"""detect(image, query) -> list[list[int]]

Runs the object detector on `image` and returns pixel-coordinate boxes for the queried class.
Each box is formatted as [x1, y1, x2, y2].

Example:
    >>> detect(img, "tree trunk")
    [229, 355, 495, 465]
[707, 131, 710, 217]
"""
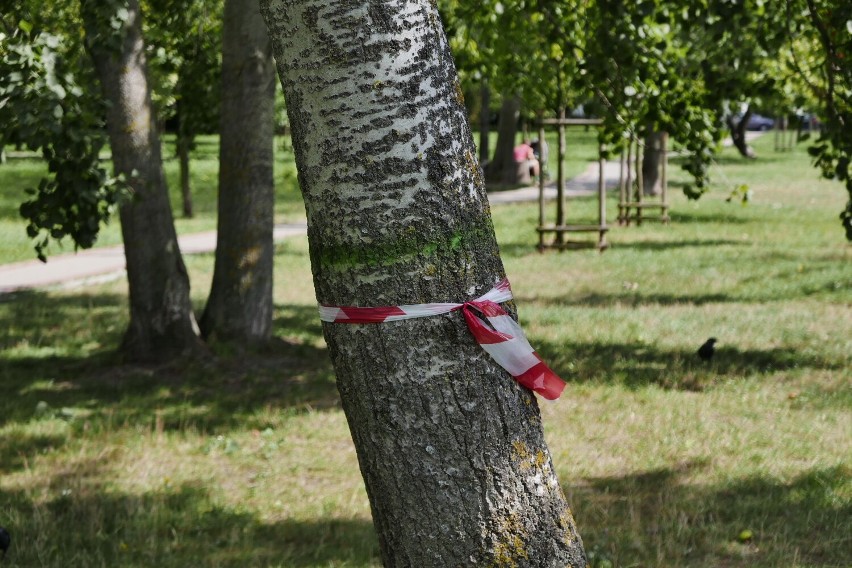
[261, 1, 587, 566]
[199, 0, 276, 345]
[486, 95, 521, 185]
[177, 131, 194, 218]
[81, 0, 203, 362]
[642, 129, 665, 196]
[727, 106, 757, 159]
[556, 107, 566, 245]
[479, 79, 490, 164]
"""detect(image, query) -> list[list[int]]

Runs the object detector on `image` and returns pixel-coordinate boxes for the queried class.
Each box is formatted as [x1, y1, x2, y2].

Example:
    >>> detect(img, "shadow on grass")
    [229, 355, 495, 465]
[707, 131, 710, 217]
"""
[0, 292, 337, 435]
[0, 478, 379, 567]
[496, 234, 746, 259]
[552, 291, 735, 307]
[569, 464, 851, 567]
[670, 152, 789, 168]
[667, 210, 752, 225]
[1, 455, 846, 567]
[535, 338, 844, 392]
[516, 258, 850, 305]
[0, 431, 68, 475]
[609, 238, 746, 252]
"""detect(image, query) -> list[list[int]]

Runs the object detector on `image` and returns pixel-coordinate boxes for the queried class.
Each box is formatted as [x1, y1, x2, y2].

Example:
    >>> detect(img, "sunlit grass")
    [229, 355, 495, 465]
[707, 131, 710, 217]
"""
[1, 134, 850, 567]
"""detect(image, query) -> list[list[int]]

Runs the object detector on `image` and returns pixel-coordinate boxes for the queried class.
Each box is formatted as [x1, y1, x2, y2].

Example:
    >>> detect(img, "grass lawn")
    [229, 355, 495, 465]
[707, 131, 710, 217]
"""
[1, 134, 850, 567]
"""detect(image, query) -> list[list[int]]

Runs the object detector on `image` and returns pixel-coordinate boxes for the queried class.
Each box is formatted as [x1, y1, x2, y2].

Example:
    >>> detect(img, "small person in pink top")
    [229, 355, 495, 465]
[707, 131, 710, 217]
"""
[513, 139, 540, 180]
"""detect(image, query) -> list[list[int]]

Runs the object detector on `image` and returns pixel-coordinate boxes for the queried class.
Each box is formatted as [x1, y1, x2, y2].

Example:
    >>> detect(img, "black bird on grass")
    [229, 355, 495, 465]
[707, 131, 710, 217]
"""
[697, 337, 717, 361]
[0, 526, 10, 559]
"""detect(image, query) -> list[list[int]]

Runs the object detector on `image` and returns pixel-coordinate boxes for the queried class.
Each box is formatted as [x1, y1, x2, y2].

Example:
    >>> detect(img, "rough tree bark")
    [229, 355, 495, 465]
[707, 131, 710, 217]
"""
[199, 0, 276, 344]
[81, 0, 203, 362]
[260, 1, 587, 565]
[642, 129, 665, 196]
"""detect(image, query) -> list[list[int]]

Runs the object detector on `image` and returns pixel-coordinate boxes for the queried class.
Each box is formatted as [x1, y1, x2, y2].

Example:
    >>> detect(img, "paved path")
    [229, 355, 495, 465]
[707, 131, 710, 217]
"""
[0, 223, 307, 295]
[487, 160, 624, 204]
[1, 133, 762, 295]
[1, 164, 624, 295]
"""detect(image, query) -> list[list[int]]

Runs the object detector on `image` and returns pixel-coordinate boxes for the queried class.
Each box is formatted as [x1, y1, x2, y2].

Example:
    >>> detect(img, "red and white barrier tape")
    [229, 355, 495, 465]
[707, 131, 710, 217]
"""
[319, 279, 566, 400]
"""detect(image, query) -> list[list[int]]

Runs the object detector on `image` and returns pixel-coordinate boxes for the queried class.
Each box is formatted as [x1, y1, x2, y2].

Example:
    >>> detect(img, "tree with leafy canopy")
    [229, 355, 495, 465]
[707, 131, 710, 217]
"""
[441, 0, 587, 185]
[682, 0, 792, 160]
[445, 0, 722, 197]
[0, 4, 126, 261]
[3, 0, 282, 353]
[80, 0, 204, 361]
[787, 0, 852, 239]
[577, 0, 743, 199]
[261, 0, 587, 564]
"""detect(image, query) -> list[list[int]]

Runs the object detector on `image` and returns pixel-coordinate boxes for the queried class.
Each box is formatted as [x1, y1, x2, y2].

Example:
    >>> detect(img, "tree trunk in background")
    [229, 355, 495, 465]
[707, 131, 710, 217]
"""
[199, 0, 276, 344]
[479, 79, 490, 164]
[642, 129, 665, 196]
[177, 128, 194, 217]
[176, 101, 193, 218]
[261, 1, 587, 566]
[486, 95, 521, 185]
[81, 0, 204, 362]
[727, 105, 757, 159]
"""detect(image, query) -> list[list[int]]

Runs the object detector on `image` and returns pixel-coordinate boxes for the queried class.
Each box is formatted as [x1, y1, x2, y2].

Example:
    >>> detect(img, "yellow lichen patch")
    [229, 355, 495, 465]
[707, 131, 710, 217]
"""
[463, 149, 485, 189]
[454, 78, 465, 106]
[492, 536, 528, 567]
[512, 440, 548, 469]
[558, 507, 578, 546]
[511, 440, 530, 461]
[488, 513, 529, 567]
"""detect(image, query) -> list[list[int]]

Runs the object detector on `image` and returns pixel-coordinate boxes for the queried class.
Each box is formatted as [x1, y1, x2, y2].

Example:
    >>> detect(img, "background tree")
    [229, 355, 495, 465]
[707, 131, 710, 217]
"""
[444, 0, 587, 184]
[0, 3, 125, 261]
[199, 0, 276, 344]
[80, 0, 203, 361]
[580, 0, 727, 199]
[260, 0, 587, 564]
[437, 0, 492, 162]
[145, 0, 223, 218]
[789, 0, 852, 239]
[445, 0, 724, 198]
[685, 0, 791, 160]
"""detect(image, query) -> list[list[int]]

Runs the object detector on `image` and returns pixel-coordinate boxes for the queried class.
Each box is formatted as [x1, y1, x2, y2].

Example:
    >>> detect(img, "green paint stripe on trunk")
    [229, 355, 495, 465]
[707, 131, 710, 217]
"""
[315, 223, 493, 271]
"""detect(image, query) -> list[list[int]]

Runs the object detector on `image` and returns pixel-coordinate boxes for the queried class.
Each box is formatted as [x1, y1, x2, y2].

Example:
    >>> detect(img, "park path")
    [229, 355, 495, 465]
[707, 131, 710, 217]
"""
[0, 165, 621, 295]
[487, 160, 624, 204]
[0, 132, 762, 295]
[0, 223, 307, 295]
